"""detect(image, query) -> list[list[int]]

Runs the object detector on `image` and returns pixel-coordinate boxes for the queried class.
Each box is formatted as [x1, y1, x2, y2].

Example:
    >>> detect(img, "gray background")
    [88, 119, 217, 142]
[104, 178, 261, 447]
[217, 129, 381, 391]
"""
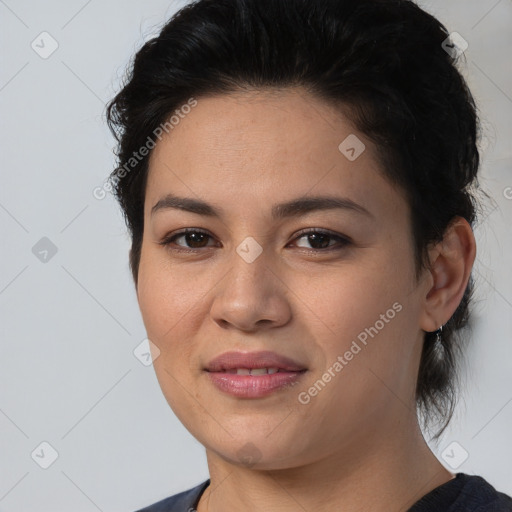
[0, 1, 511, 510]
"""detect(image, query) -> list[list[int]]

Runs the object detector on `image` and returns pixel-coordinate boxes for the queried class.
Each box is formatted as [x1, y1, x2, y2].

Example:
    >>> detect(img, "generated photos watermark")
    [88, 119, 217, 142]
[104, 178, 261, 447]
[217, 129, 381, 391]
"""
[298, 301, 403, 404]
[93, 97, 198, 200]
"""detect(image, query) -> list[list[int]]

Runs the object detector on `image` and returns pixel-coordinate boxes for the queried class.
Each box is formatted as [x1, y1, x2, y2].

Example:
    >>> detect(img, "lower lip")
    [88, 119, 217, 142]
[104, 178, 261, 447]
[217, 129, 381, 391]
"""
[205, 370, 306, 398]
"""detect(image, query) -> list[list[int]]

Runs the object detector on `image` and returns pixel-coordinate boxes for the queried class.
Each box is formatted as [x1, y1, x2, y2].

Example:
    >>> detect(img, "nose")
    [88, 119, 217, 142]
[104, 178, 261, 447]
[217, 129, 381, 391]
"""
[209, 242, 292, 332]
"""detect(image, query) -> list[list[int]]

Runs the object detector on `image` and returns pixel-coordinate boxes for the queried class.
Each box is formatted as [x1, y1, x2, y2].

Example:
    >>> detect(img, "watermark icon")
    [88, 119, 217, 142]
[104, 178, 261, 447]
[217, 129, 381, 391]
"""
[441, 441, 469, 469]
[338, 134, 366, 161]
[236, 442, 262, 468]
[93, 97, 198, 200]
[236, 236, 263, 263]
[503, 187, 512, 200]
[31, 31, 59, 59]
[441, 32, 468, 59]
[133, 338, 161, 366]
[32, 237, 58, 263]
[298, 301, 403, 404]
[31, 441, 59, 469]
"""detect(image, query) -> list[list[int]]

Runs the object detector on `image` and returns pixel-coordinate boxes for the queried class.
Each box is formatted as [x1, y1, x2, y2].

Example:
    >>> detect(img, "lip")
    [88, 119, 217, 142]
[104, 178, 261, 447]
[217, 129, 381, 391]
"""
[204, 350, 307, 372]
[204, 350, 307, 398]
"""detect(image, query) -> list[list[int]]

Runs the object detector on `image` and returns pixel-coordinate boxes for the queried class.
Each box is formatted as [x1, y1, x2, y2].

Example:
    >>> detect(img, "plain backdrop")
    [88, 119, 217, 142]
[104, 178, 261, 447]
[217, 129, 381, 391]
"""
[1, 1, 511, 511]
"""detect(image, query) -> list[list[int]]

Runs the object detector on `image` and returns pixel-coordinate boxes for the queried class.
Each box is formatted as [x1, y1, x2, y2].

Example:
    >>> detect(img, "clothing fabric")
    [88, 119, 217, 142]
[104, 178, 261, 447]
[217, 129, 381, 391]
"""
[407, 473, 512, 511]
[133, 473, 512, 511]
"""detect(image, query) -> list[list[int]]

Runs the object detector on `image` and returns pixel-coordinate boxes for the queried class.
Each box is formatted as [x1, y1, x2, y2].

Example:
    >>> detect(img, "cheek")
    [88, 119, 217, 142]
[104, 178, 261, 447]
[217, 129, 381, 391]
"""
[138, 247, 197, 330]
[136, 252, 207, 422]
[304, 254, 415, 391]
[309, 262, 403, 337]
[136, 250, 206, 370]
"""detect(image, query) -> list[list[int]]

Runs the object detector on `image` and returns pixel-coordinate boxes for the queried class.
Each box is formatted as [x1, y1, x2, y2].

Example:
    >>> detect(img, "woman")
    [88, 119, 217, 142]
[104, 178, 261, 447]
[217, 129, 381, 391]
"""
[106, 0, 512, 510]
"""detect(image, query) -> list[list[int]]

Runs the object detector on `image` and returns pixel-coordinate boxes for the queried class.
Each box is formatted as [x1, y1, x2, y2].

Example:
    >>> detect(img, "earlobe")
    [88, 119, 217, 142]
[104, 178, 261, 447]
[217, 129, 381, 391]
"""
[419, 217, 476, 333]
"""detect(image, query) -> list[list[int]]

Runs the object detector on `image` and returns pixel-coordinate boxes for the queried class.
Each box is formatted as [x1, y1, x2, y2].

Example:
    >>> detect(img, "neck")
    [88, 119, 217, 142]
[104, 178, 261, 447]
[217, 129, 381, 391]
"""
[197, 411, 454, 512]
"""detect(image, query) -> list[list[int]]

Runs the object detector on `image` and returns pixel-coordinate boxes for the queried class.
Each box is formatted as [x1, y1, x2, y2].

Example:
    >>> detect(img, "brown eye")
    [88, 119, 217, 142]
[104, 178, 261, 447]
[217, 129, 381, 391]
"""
[159, 229, 216, 250]
[159, 228, 351, 253]
[292, 229, 351, 251]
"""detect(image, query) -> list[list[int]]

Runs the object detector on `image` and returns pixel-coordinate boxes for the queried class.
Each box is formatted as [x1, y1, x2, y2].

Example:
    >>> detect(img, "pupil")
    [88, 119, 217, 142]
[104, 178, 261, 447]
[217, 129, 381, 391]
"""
[187, 232, 207, 248]
[309, 233, 329, 249]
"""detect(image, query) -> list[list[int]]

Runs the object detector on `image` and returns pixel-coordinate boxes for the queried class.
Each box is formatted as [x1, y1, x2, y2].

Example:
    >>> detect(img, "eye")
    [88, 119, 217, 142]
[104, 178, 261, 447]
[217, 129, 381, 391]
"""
[290, 229, 351, 251]
[158, 228, 351, 252]
[158, 228, 217, 251]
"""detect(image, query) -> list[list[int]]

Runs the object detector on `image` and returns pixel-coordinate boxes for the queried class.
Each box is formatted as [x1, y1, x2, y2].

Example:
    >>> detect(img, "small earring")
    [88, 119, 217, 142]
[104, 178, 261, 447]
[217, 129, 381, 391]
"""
[435, 325, 443, 344]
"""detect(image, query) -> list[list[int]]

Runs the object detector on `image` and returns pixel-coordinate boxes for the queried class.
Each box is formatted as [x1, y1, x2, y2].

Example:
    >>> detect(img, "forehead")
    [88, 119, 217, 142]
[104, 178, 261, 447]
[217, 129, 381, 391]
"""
[144, 88, 407, 223]
[148, 87, 362, 168]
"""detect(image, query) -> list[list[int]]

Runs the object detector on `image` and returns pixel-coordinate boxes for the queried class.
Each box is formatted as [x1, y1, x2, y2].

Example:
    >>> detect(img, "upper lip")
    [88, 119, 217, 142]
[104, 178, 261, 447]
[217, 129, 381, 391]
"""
[204, 350, 307, 372]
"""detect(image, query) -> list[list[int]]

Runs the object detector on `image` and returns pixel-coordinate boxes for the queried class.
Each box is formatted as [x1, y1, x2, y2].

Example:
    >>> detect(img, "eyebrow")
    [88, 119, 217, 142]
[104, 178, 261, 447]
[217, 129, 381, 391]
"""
[151, 193, 374, 220]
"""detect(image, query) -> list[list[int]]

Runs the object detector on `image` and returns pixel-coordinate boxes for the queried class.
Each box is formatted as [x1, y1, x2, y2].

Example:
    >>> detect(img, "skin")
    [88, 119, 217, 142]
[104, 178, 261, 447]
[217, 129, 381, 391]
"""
[135, 87, 476, 512]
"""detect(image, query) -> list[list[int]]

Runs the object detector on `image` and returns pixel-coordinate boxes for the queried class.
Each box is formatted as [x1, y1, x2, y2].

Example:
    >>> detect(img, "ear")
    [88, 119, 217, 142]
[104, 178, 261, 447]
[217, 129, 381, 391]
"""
[419, 217, 477, 333]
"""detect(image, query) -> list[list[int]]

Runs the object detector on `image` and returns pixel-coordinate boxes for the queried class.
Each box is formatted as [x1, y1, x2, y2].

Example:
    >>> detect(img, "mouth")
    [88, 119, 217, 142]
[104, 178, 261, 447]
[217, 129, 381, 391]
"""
[203, 350, 308, 398]
[204, 350, 307, 373]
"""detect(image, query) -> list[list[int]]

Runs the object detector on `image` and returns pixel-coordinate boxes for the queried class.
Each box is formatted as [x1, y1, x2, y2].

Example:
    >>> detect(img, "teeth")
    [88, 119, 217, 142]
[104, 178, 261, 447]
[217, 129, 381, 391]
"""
[249, 368, 269, 375]
[231, 367, 280, 375]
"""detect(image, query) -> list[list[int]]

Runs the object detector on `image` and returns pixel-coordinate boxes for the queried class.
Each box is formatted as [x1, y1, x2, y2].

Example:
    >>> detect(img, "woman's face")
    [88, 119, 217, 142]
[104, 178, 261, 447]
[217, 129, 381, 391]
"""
[137, 88, 430, 470]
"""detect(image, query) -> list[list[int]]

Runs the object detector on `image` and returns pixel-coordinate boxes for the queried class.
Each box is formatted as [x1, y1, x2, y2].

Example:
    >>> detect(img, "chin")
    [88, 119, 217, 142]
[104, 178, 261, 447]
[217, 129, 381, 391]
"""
[203, 432, 309, 470]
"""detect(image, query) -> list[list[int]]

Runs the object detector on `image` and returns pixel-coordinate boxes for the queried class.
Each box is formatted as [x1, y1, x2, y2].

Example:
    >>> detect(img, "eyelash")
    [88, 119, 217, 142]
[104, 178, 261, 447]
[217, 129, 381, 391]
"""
[158, 228, 351, 253]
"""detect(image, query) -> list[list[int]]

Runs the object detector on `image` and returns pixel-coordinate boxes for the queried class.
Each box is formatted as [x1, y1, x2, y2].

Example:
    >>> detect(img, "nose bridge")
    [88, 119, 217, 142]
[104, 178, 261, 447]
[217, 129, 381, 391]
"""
[229, 235, 269, 288]
[234, 234, 266, 270]
[209, 234, 291, 331]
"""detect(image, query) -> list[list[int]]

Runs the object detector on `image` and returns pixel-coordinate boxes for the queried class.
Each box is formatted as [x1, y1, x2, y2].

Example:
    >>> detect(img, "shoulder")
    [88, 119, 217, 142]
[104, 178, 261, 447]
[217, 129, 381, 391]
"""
[133, 479, 210, 512]
[454, 474, 512, 511]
